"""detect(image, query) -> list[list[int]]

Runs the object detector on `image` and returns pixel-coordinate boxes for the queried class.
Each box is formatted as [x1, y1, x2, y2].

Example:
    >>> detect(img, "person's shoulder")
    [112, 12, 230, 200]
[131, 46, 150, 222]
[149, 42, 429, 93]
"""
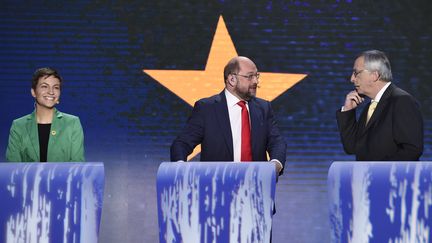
[250, 96, 271, 109]
[56, 110, 80, 121]
[389, 85, 415, 100]
[251, 96, 270, 104]
[391, 85, 413, 97]
[389, 85, 419, 106]
[11, 112, 33, 125]
[196, 93, 223, 105]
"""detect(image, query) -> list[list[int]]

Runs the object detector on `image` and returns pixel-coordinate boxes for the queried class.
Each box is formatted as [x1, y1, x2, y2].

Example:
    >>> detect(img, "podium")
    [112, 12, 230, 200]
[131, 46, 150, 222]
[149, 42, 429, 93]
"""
[328, 161, 432, 243]
[156, 162, 276, 243]
[0, 162, 104, 243]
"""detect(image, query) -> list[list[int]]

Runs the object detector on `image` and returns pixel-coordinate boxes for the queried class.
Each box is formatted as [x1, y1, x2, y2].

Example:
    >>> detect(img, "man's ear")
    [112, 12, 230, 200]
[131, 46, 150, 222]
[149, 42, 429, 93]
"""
[372, 71, 380, 81]
[31, 88, 36, 98]
[227, 74, 236, 86]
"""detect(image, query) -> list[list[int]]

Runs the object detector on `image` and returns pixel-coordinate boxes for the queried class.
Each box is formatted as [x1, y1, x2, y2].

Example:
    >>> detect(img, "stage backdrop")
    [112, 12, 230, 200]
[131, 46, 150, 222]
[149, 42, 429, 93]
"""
[0, 1, 431, 242]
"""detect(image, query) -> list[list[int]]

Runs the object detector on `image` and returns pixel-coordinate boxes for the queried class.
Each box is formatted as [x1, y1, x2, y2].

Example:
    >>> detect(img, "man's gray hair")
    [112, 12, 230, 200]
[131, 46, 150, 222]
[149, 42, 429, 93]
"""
[360, 50, 393, 82]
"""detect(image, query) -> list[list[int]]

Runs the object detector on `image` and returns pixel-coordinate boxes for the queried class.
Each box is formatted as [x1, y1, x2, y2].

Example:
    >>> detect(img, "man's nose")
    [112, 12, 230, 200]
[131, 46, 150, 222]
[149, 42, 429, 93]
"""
[252, 77, 259, 84]
[350, 73, 355, 83]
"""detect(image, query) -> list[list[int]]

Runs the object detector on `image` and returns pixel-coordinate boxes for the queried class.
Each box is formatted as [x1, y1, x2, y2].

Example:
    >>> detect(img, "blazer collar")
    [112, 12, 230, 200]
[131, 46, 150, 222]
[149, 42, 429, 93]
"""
[215, 91, 234, 158]
[27, 108, 63, 121]
[364, 83, 394, 130]
[248, 98, 262, 160]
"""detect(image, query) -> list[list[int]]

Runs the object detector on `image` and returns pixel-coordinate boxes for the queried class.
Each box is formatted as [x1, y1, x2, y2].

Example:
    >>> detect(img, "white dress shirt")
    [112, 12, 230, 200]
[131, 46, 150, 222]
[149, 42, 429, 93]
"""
[225, 89, 249, 162]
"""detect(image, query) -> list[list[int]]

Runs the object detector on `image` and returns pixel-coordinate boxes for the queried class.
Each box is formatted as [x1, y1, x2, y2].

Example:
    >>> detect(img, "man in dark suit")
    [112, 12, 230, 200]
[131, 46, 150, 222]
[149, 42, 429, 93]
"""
[171, 56, 286, 175]
[336, 50, 423, 161]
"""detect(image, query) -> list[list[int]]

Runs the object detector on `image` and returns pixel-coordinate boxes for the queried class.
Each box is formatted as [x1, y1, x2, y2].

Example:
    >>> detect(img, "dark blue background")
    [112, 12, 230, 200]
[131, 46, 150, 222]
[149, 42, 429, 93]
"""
[1, 1, 431, 242]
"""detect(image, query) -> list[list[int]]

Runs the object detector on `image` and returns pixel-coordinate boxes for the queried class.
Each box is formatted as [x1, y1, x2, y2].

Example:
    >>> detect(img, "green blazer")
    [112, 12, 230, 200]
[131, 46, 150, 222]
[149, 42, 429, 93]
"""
[6, 109, 85, 162]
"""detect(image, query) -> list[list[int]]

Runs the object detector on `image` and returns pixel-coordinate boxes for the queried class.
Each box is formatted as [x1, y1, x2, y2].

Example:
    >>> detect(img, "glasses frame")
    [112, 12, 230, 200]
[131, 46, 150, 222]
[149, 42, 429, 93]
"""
[232, 73, 260, 82]
[352, 69, 369, 78]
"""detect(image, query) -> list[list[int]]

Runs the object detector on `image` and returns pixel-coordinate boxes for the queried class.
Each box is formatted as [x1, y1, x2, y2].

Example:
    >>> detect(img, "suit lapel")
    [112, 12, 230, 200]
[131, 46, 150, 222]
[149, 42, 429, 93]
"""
[214, 92, 234, 158]
[26, 111, 39, 161]
[364, 84, 394, 131]
[248, 98, 262, 160]
[47, 109, 62, 161]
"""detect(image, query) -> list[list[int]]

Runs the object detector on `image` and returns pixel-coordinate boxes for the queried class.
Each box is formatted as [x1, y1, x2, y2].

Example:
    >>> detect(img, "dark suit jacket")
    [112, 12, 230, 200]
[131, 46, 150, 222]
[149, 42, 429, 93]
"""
[336, 84, 423, 161]
[171, 90, 287, 173]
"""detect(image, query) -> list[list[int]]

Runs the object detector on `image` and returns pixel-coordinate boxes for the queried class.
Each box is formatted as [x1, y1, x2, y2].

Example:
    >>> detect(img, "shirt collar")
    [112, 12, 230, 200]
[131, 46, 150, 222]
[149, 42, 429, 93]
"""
[373, 82, 391, 102]
[224, 89, 243, 107]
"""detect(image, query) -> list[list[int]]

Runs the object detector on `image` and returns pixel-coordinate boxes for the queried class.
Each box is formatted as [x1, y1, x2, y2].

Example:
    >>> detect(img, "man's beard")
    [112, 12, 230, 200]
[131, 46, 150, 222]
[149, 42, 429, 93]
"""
[235, 85, 257, 101]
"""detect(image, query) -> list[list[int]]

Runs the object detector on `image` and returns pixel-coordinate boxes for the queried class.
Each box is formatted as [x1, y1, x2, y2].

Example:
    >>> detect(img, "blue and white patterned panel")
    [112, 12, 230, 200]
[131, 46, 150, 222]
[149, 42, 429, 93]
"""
[328, 162, 432, 243]
[0, 162, 105, 243]
[156, 162, 276, 243]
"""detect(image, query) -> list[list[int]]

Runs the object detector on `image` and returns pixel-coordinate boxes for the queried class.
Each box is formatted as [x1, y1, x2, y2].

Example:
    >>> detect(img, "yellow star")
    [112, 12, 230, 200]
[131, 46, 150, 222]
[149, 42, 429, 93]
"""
[144, 15, 307, 160]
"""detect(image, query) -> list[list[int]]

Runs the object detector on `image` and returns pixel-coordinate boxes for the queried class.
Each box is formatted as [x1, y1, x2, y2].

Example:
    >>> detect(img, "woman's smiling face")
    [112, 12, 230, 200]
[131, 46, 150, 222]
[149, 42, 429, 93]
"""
[31, 75, 61, 109]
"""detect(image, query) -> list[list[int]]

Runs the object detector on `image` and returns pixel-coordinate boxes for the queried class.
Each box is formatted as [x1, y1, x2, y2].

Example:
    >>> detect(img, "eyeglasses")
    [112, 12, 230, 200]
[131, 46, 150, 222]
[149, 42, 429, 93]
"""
[232, 73, 260, 82]
[352, 69, 369, 78]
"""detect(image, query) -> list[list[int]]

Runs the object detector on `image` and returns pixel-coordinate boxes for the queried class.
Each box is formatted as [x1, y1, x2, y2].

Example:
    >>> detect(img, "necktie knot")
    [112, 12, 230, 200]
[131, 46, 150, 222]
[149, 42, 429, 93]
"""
[237, 100, 247, 109]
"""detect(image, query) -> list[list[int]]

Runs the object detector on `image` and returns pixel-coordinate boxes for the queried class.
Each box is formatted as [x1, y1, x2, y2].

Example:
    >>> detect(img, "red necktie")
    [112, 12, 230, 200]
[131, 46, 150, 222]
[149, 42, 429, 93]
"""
[237, 101, 252, 161]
